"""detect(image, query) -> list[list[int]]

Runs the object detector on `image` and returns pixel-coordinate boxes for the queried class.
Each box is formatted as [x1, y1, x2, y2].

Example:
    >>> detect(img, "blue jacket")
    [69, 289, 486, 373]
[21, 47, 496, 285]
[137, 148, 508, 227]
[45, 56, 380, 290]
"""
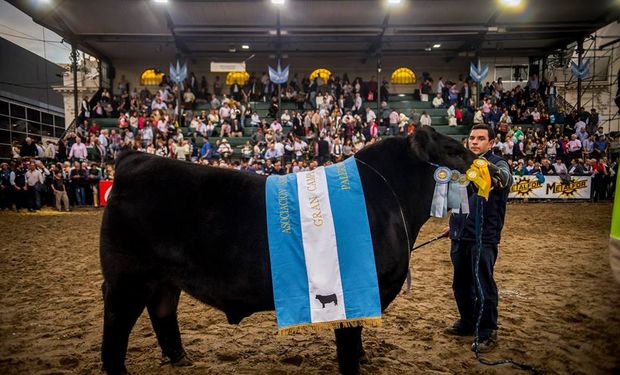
[200, 142, 212, 159]
[449, 151, 512, 244]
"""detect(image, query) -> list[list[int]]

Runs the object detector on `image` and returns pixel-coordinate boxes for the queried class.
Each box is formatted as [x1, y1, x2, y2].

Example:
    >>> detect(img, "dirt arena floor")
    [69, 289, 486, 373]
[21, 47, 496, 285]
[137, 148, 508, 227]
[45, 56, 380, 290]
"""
[0, 202, 618, 375]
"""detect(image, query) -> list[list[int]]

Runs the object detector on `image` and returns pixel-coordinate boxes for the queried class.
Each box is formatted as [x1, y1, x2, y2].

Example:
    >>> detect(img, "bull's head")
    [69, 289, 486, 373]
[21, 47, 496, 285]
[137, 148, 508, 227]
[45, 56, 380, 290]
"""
[408, 126, 475, 173]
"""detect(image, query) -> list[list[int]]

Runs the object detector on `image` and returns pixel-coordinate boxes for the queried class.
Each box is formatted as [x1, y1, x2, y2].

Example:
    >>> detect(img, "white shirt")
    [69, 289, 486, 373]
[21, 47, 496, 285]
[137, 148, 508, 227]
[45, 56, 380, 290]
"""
[251, 113, 260, 125]
[366, 110, 376, 123]
[354, 96, 362, 109]
[25, 169, 44, 186]
[420, 115, 431, 126]
[69, 142, 88, 159]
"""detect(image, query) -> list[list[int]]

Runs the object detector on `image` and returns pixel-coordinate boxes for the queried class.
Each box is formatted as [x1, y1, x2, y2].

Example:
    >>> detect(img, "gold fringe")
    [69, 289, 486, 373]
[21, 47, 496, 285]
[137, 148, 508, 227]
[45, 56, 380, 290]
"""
[276, 317, 382, 335]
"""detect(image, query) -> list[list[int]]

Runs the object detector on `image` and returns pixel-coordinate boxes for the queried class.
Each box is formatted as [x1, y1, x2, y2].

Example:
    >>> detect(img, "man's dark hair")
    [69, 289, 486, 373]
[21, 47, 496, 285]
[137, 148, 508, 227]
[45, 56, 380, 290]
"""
[470, 124, 495, 140]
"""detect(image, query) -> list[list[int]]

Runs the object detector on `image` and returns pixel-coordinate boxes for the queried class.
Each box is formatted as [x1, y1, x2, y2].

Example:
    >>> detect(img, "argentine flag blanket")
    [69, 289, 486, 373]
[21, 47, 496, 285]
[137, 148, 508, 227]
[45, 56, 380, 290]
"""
[265, 157, 382, 333]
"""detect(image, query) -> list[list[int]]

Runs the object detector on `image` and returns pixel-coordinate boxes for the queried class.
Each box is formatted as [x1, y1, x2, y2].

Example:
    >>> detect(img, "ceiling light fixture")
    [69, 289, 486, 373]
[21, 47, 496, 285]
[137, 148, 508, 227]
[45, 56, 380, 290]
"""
[242, 45, 250, 50]
[271, 0, 285, 5]
[500, 0, 522, 6]
[387, 0, 403, 4]
[433, 44, 441, 48]
[153, 0, 168, 3]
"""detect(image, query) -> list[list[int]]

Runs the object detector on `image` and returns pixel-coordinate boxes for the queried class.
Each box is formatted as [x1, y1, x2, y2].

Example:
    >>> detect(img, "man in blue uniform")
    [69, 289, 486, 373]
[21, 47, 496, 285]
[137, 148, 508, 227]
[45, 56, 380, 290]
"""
[446, 124, 513, 352]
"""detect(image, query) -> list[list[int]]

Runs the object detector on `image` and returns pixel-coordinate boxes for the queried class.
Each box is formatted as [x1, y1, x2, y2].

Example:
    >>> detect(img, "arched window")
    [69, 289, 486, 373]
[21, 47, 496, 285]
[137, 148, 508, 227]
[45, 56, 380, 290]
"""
[390, 67, 416, 84]
[226, 71, 250, 85]
[309, 68, 332, 82]
[140, 68, 165, 86]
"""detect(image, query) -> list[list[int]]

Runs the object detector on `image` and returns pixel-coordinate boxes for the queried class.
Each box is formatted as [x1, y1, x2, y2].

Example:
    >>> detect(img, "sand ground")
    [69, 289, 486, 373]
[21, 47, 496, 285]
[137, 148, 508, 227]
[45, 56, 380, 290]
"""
[0, 202, 618, 374]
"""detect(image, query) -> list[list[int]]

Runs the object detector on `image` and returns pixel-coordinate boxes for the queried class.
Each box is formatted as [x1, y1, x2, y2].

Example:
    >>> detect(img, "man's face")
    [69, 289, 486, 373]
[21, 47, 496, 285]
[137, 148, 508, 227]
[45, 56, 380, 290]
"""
[468, 129, 492, 156]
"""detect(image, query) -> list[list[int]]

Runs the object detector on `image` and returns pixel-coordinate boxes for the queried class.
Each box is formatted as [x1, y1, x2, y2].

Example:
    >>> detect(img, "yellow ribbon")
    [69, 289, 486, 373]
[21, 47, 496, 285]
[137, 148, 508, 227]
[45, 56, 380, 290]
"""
[466, 159, 492, 200]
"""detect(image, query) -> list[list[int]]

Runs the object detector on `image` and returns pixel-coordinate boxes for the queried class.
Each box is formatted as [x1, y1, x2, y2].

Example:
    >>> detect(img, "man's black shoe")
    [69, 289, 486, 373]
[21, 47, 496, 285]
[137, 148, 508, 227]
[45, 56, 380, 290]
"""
[471, 330, 498, 353]
[444, 320, 474, 336]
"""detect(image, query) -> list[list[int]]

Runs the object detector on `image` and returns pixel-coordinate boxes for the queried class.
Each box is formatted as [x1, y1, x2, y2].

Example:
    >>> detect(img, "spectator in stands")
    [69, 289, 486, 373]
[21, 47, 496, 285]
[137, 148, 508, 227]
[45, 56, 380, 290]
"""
[68, 137, 88, 162]
[21, 137, 37, 158]
[10, 163, 28, 211]
[447, 103, 457, 127]
[567, 134, 582, 162]
[553, 158, 568, 176]
[218, 139, 233, 161]
[420, 111, 431, 127]
[460, 82, 471, 105]
[353, 93, 363, 114]
[432, 93, 444, 108]
[88, 164, 102, 207]
[568, 159, 585, 175]
[25, 161, 45, 211]
[398, 112, 409, 135]
[514, 161, 525, 176]
[592, 158, 609, 201]
[593, 135, 609, 158]
[513, 136, 526, 161]
[70, 161, 86, 207]
[474, 108, 484, 125]
[281, 110, 292, 127]
[199, 138, 213, 161]
[0, 162, 11, 210]
[388, 108, 399, 136]
[231, 120, 243, 138]
[365, 106, 376, 125]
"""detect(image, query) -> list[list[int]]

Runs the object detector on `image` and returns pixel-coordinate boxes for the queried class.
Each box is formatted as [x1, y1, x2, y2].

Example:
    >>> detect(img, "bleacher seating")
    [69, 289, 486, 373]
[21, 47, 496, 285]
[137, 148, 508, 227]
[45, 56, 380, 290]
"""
[89, 95, 549, 158]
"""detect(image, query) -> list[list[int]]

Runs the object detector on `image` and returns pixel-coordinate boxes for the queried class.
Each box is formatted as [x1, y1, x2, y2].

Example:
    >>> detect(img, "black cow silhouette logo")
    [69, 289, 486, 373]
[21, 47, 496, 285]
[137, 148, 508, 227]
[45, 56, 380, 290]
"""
[316, 293, 338, 308]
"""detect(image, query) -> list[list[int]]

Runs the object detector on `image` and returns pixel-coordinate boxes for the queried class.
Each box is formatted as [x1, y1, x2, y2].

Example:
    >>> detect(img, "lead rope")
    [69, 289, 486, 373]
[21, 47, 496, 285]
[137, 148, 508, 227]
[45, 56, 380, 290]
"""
[354, 157, 412, 292]
[472, 195, 543, 374]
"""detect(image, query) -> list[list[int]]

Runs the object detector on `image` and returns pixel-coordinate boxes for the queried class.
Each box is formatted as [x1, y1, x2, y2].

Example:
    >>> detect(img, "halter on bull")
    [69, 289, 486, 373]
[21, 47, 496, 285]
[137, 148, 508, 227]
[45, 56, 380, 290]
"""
[99, 126, 474, 375]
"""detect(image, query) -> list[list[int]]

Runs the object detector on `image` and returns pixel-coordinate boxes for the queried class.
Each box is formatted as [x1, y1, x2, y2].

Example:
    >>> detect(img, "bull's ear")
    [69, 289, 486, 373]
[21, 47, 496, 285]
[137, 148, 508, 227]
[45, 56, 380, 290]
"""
[409, 126, 438, 162]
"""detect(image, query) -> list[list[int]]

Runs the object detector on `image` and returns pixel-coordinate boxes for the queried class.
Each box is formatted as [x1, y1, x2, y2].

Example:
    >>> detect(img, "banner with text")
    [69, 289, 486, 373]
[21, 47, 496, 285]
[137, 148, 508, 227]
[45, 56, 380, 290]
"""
[509, 175, 591, 199]
[210, 62, 246, 72]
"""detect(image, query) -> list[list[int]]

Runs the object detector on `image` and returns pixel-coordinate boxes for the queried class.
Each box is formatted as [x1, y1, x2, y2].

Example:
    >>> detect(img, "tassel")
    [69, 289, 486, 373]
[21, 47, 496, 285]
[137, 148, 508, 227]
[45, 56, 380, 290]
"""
[277, 317, 382, 335]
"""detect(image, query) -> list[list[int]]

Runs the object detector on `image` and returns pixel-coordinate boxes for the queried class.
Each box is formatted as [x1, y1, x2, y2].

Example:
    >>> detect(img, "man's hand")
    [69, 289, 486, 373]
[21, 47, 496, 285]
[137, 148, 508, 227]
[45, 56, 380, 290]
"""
[441, 226, 450, 237]
[487, 161, 501, 177]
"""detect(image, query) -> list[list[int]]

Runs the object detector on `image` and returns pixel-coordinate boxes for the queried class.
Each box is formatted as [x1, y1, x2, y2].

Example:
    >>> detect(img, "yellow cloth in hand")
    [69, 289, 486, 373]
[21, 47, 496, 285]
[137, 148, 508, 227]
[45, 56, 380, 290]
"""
[466, 159, 492, 200]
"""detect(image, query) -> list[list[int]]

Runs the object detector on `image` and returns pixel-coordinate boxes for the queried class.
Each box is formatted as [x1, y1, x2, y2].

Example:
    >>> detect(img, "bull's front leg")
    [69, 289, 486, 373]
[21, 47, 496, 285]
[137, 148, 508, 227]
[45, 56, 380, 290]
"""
[334, 326, 365, 375]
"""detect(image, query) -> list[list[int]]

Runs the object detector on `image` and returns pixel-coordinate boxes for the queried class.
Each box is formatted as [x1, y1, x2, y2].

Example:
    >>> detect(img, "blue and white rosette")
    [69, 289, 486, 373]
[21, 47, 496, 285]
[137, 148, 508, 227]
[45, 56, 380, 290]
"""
[451, 173, 470, 214]
[430, 167, 451, 218]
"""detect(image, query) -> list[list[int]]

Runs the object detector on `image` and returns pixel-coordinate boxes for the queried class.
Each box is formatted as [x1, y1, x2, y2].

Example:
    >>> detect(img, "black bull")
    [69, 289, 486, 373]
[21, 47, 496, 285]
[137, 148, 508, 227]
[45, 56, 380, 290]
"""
[99, 127, 474, 375]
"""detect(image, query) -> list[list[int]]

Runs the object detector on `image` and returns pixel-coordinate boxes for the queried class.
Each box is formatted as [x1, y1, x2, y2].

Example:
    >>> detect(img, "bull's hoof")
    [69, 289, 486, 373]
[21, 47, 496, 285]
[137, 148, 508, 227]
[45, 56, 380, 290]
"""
[359, 353, 369, 364]
[171, 353, 193, 367]
[339, 364, 360, 375]
[337, 359, 360, 375]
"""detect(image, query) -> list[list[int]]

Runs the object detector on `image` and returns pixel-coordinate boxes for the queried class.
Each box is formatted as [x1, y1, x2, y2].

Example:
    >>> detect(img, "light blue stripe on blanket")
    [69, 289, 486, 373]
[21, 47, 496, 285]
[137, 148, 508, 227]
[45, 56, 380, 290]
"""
[265, 173, 311, 327]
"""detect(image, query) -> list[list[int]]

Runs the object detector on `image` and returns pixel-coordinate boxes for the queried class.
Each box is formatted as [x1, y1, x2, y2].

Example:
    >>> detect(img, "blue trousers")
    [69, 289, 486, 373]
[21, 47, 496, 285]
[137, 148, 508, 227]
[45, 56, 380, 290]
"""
[450, 240, 498, 338]
[75, 186, 86, 206]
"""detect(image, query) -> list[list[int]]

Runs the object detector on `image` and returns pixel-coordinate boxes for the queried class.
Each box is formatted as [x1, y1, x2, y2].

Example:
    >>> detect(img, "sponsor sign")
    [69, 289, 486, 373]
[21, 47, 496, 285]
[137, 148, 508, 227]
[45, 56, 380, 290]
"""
[210, 62, 246, 72]
[508, 175, 591, 199]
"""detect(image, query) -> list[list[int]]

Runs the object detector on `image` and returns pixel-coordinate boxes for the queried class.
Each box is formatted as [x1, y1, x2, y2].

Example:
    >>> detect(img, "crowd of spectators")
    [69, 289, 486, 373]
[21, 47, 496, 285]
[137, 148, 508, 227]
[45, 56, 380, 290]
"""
[2, 71, 618, 211]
